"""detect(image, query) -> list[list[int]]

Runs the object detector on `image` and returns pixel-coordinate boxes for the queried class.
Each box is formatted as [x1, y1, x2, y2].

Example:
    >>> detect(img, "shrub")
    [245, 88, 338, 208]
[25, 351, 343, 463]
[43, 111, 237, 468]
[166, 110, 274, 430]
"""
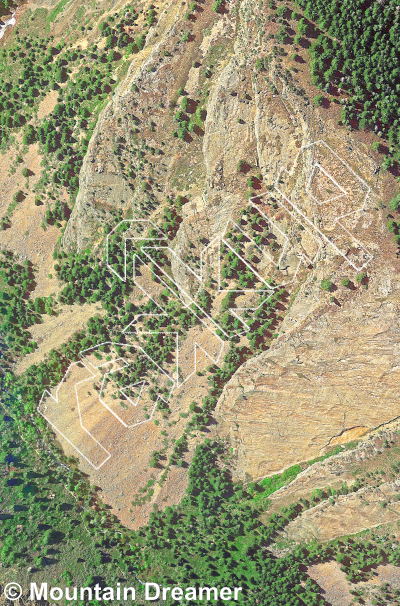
[181, 96, 188, 111]
[136, 35, 145, 50]
[389, 194, 400, 212]
[313, 94, 324, 106]
[177, 127, 187, 140]
[341, 277, 350, 287]
[276, 25, 288, 42]
[297, 18, 308, 36]
[320, 278, 333, 291]
[146, 9, 155, 26]
[212, 0, 223, 12]
[22, 124, 36, 145]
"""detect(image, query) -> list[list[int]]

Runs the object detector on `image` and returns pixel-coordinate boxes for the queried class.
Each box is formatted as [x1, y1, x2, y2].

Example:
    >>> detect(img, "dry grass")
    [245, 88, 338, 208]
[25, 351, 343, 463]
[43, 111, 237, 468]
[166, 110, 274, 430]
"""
[15, 302, 106, 374]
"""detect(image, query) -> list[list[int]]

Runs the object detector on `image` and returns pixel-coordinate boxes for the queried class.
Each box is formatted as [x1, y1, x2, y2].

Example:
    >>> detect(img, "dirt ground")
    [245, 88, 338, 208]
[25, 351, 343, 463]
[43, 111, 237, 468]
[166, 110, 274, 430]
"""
[15, 302, 106, 374]
[36, 89, 59, 121]
[0, 140, 61, 297]
[41, 319, 222, 528]
[308, 561, 400, 606]
[308, 560, 353, 606]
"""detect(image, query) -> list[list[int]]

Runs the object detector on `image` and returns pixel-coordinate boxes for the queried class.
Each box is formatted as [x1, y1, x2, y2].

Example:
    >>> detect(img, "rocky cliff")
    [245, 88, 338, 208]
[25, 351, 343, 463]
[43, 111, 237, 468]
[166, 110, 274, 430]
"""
[214, 245, 400, 480]
[61, 0, 400, 497]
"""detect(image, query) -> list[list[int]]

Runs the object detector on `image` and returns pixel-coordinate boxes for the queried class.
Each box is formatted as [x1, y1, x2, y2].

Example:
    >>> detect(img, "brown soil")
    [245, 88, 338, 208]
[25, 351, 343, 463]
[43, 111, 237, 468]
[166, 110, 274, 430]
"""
[308, 560, 353, 606]
[36, 89, 59, 121]
[38, 307, 221, 528]
[308, 561, 400, 606]
[15, 302, 106, 374]
[0, 140, 62, 297]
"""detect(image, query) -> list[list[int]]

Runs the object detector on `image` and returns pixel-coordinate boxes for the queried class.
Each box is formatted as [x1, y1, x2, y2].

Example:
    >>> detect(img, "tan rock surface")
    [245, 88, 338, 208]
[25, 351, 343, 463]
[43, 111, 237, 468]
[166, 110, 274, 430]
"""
[283, 480, 400, 543]
[308, 561, 353, 606]
[308, 562, 400, 606]
[62, 0, 189, 253]
[29, 0, 400, 531]
[266, 422, 400, 508]
[215, 267, 400, 481]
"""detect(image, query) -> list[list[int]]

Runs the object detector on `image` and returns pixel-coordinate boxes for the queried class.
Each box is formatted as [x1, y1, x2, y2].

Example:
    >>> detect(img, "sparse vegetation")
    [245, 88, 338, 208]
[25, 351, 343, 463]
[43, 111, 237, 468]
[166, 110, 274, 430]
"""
[1, 1, 400, 602]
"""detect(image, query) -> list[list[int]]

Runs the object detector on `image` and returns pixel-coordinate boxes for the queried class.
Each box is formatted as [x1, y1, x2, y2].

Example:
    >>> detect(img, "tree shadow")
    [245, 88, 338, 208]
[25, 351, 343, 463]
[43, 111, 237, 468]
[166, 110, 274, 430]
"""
[298, 37, 311, 49]
[238, 161, 252, 174]
[186, 98, 198, 114]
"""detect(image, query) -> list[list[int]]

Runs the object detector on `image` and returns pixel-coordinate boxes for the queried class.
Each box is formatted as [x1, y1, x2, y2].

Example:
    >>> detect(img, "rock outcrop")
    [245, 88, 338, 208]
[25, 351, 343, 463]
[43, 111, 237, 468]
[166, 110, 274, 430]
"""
[215, 261, 400, 480]
[63, 0, 185, 252]
[283, 479, 400, 543]
[59, 0, 400, 504]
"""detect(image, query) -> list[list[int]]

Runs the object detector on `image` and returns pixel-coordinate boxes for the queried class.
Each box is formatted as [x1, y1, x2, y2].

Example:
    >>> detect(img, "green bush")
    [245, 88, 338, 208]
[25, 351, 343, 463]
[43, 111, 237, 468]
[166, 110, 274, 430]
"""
[389, 194, 400, 212]
[22, 124, 36, 145]
[320, 278, 333, 291]
[212, 0, 223, 12]
[313, 94, 324, 106]
[276, 25, 288, 42]
[297, 17, 308, 36]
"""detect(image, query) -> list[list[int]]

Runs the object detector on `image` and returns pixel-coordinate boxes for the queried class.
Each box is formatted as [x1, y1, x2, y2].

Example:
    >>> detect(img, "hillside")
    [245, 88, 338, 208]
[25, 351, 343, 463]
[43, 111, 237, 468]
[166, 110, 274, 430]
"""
[1, 0, 400, 604]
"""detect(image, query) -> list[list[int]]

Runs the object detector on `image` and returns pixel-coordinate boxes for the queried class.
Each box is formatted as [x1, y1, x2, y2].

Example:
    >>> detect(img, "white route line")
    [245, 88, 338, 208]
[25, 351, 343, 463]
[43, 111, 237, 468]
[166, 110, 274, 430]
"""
[274, 140, 373, 271]
[305, 162, 347, 206]
[38, 361, 111, 470]
[39, 140, 375, 467]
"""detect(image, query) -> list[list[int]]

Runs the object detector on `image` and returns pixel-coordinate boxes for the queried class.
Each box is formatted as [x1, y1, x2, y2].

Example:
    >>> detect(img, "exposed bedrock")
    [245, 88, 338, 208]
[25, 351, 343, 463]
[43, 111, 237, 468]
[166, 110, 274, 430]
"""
[215, 265, 400, 481]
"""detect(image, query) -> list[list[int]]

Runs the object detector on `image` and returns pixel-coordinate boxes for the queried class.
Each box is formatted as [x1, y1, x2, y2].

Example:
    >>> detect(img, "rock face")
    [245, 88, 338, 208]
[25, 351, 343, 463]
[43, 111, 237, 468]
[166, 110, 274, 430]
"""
[63, 0, 185, 252]
[264, 423, 400, 544]
[283, 479, 400, 543]
[59, 0, 400, 499]
[215, 266, 400, 481]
